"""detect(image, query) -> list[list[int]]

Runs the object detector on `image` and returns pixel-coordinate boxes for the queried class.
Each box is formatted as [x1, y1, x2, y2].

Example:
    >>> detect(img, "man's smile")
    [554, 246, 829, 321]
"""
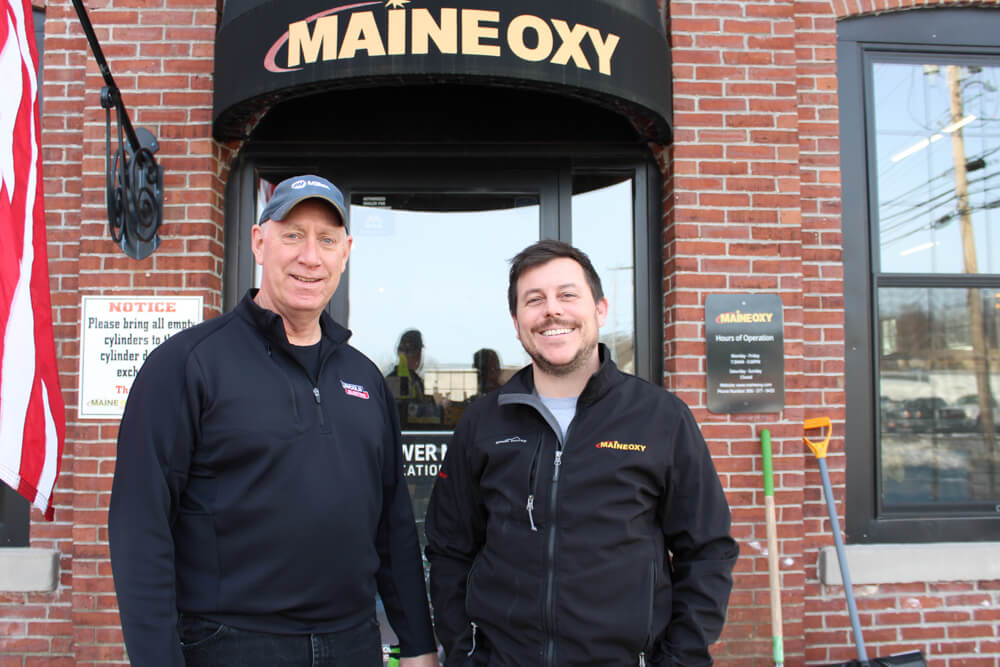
[541, 327, 574, 337]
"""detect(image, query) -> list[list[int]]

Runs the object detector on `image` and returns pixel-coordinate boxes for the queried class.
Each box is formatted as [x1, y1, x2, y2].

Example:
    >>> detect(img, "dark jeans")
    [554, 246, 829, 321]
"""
[179, 614, 383, 667]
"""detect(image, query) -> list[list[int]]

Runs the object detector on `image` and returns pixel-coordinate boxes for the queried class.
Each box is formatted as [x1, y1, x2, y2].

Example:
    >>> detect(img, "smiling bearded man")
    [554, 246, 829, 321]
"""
[425, 240, 739, 667]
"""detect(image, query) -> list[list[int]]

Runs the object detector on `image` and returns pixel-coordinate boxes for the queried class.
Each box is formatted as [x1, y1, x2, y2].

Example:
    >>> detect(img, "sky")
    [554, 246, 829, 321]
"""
[874, 61, 1000, 274]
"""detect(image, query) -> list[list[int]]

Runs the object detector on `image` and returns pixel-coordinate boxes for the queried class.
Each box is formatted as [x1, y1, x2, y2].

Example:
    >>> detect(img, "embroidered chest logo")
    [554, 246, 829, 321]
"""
[340, 380, 370, 399]
[495, 436, 527, 445]
[595, 440, 647, 453]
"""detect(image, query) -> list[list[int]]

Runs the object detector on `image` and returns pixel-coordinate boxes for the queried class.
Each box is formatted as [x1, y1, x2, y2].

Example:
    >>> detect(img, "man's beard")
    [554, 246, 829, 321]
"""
[524, 319, 599, 377]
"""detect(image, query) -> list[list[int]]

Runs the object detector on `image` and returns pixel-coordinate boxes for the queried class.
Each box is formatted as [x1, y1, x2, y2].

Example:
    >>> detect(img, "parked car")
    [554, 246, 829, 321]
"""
[884, 397, 967, 433]
[953, 393, 998, 432]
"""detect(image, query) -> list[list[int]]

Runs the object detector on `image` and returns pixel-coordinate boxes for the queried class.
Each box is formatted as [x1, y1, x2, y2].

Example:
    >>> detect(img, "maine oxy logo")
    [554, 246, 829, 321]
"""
[341, 380, 369, 399]
[595, 440, 646, 453]
[265, 2, 622, 77]
[496, 436, 527, 445]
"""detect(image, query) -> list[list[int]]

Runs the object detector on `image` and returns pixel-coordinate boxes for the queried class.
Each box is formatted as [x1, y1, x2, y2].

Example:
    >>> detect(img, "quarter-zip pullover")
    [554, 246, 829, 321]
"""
[109, 290, 435, 667]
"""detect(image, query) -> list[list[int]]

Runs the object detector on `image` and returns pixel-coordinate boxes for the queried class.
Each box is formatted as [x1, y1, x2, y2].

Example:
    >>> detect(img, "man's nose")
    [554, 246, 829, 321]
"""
[298, 235, 322, 264]
[544, 296, 563, 317]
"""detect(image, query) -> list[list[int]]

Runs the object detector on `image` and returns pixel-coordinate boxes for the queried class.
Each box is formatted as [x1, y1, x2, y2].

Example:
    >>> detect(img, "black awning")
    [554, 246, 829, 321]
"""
[213, 0, 672, 143]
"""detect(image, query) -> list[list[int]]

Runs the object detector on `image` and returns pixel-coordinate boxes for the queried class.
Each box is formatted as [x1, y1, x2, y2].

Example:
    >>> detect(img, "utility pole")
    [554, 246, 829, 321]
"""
[947, 65, 996, 495]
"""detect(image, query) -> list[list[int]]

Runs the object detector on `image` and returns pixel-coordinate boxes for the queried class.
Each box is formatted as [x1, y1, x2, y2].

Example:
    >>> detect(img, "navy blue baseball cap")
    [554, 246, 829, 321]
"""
[257, 175, 348, 231]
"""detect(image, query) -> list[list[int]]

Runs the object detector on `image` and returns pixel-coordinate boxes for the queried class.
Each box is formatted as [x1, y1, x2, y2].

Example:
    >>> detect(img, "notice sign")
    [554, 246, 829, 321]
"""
[79, 296, 204, 419]
[706, 294, 784, 414]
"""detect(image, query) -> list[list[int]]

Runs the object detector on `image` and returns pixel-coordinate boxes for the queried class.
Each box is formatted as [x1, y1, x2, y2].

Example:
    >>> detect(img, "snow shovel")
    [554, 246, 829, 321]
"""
[760, 429, 784, 667]
[803, 417, 927, 667]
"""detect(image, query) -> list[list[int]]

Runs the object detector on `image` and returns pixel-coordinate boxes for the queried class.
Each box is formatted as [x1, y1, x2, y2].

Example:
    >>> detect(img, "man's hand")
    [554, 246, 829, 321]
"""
[400, 653, 439, 667]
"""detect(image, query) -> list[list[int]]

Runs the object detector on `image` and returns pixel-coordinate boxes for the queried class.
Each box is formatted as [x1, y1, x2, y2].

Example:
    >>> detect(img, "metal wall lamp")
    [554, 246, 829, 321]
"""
[71, 0, 163, 260]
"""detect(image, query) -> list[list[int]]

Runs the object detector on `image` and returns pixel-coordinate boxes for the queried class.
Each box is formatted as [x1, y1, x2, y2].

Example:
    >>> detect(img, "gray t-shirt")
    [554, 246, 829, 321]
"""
[538, 394, 579, 440]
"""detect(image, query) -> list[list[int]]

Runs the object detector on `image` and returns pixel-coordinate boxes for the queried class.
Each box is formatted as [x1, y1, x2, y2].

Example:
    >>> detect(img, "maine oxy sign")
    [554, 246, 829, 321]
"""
[213, 0, 671, 141]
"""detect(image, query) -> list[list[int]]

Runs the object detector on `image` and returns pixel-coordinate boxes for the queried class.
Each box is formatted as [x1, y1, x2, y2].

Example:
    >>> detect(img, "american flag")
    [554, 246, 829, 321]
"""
[0, 0, 65, 520]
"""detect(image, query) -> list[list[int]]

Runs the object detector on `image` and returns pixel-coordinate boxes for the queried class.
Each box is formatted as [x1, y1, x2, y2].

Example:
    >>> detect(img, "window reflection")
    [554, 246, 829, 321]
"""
[874, 62, 1000, 274]
[348, 193, 537, 427]
[572, 174, 635, 373]
[347, 192, 538, 550]
[878, 287, 999, 507]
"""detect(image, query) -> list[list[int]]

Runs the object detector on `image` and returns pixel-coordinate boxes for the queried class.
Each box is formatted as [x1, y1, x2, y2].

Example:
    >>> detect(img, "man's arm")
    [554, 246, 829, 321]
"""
[373, 381, 437, 658]
[660, 403, 739, 667]
[108, 348, 198, 667]
[423, 414, 486, 661]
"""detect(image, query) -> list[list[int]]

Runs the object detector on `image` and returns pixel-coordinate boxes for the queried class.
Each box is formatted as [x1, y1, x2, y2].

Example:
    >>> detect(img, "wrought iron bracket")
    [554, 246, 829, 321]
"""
[72, 0, 163, 259]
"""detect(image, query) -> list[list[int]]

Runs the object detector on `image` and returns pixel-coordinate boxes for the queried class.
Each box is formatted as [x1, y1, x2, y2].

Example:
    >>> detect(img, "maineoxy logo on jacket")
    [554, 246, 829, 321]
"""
[340, 380, 369, 399]
[495, 436, 527, 445]
[595, 440, 646, 453]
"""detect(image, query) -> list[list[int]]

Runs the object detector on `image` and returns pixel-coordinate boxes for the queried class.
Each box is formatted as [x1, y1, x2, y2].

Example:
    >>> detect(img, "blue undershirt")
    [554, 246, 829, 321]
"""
[538, 394, 579, 440]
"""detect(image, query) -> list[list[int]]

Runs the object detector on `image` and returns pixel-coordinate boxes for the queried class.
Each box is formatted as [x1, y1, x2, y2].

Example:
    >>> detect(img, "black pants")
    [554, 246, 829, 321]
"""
[179, 614, 383, 667]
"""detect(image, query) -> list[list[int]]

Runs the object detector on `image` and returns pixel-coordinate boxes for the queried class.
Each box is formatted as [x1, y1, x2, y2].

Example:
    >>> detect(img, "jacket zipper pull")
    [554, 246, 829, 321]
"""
[552, 449, 563, 481]
[527, 494, 537, 531]
[639, 651, 646, 667]
[467, 621, 478, 656]
[312, 387, 321, 404]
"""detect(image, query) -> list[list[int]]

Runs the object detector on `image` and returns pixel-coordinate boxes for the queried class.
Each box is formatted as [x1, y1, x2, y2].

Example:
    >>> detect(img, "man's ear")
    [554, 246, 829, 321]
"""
[596, 297, 609, 328]
[339, 235, 353, 275]
[512, 314, 521, 341]
[251, 224, 265, 266]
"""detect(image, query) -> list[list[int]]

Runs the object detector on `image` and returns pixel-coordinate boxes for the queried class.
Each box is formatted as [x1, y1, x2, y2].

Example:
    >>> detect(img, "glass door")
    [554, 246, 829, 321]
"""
[234, 157, 654, 660]
[346, 190, 540, 542]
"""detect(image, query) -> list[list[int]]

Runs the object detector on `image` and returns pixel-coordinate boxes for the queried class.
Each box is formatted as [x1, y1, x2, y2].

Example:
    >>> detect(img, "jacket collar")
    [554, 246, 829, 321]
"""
[238, 289, 351, 350]
[499, 343, 624, 408]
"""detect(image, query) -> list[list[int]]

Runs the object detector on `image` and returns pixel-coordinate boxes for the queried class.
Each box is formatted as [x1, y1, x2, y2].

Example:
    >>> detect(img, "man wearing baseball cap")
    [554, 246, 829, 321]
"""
[110, 175, 438, 666]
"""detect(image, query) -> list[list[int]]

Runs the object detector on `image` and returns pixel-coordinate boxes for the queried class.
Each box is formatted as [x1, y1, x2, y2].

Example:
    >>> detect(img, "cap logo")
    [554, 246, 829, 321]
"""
[290, 179, 331, 191]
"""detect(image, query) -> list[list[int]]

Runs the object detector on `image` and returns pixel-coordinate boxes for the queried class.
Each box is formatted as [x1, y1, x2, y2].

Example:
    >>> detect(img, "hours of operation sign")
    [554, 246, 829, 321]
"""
[705, 294, 785, 414]
[78, 296, 204, 419]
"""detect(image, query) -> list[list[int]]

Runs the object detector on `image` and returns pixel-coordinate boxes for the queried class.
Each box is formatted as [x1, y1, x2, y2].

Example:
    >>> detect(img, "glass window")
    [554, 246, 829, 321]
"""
[347, 192, 538, 427]
[840, 8, 1000, 542]
[874, 63, 1000, 274]
[572, 174, 635, 374]
[347, 192, 539, 552]
[872, 60, 1000, 516]
[878, 287, 999, 508]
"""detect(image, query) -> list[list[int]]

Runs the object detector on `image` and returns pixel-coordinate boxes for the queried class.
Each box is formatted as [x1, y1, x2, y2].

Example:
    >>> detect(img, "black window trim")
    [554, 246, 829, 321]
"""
[839, 7, 1000, 543]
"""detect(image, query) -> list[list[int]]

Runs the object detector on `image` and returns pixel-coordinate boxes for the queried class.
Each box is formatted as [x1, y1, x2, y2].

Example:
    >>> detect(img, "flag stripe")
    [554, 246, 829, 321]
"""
[0, 0, 65, 521]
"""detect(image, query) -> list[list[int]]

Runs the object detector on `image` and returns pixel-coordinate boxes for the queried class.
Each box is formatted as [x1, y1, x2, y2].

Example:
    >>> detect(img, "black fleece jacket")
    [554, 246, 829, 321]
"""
[425, 346, 738, 667]
[109, 290, 435, 666]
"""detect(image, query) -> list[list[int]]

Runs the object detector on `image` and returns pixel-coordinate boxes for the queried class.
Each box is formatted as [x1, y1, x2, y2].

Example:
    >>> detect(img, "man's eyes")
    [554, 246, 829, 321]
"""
[525, 292, 577, 305]
[281, 233, 337, 245]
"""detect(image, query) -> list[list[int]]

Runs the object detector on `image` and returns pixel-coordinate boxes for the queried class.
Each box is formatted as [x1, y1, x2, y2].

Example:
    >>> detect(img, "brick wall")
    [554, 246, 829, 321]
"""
[667, 0, 999, 664]
[1, 0, 996, 664]
[0, 0, 228, 664]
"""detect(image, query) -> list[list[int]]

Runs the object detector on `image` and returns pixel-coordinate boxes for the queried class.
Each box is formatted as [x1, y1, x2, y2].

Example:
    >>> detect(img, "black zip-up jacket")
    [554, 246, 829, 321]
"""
[425, 346, 738, 667]
[108, 290, 435, 666]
